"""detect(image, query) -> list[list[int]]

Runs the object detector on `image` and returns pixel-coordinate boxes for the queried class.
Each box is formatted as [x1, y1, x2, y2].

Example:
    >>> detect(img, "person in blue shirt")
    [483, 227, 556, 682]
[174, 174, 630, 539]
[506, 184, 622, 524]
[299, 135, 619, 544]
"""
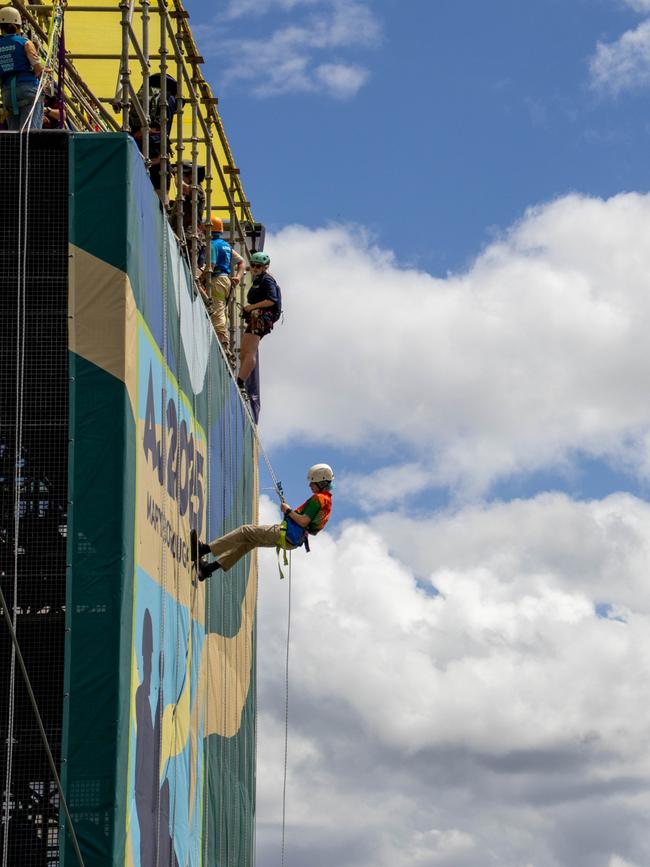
[0, 7, 43, 131]
[203, 216, 245, 361]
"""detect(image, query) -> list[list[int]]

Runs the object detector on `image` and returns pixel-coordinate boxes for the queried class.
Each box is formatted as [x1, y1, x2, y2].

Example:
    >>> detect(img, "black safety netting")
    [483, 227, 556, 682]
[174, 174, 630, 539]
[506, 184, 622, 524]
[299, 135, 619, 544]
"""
[0, 131, 69, 866]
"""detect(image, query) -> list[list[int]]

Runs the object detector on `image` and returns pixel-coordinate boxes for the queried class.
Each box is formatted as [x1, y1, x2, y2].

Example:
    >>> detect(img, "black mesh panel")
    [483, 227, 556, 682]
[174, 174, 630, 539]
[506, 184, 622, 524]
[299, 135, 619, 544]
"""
[0, 131, 69, 867]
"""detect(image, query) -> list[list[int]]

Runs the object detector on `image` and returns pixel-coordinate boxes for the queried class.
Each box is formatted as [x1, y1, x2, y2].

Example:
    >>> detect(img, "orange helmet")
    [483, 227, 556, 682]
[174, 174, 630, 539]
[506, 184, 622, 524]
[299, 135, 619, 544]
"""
[210, 216, 223, 233]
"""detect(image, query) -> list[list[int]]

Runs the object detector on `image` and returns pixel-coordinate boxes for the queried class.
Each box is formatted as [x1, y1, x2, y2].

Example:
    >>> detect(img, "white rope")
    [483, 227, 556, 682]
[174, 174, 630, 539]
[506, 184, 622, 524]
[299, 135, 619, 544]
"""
[163, 177, 284, 867]
[168, 237, 183, 863]
[3, 19, 47, 838]
[155, 215, 170, 867]
[202, 319, 213, 867]
[249, 658, 257, 867]
[218, 371, 227, 867]
[3, 110, 29, 867]
[21, 2, 64, 134]
[204, 279, 284, 503]
[280, 551, 292, 867]
[1, 13, 86, 859]
[184, 208, 202, 867]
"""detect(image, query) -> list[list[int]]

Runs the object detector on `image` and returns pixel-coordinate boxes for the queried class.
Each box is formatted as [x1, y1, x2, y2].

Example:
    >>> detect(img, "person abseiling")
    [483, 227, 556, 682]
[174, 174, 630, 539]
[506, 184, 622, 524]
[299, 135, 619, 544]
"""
[191, 464, 334, 579]
[237, 251, 281, 391]
[0, 6, 44, 131]
[203, 216, 245, 360]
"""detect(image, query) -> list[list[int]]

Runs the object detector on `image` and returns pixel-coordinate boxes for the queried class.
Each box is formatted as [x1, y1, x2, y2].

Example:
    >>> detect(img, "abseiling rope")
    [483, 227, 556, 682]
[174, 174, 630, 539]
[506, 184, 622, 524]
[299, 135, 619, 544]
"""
[168, 184, 291, 867]
[1, 11, 85, 862]
[202, 328, 213, 867]
[3, 101, 29, 867]
[209, 281, 293, 867]
[217, 367, 227, 867]
[280, 553, 292, 867]
[21, 1, 64, 133]
[168, 238, 183, 861]
[209, 287, 284, 504]
[156, 215, 170, 867]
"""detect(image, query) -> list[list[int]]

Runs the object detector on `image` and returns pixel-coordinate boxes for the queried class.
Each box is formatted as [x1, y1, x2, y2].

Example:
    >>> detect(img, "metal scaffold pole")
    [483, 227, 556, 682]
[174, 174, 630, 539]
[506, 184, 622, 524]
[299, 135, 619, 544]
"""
[174, 8, 184, 241]
[141, 0, 150, 164]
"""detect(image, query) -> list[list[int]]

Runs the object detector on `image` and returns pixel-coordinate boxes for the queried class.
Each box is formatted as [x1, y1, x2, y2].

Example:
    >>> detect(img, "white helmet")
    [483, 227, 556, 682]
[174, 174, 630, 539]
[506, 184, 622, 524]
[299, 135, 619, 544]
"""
[307, 463, 334, 484]
[0, 7, 22, 26]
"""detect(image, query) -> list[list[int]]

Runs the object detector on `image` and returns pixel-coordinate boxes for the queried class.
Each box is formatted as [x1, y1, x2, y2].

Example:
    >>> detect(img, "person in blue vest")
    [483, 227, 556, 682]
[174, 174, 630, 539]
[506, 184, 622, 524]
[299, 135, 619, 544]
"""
[237, 251, 281, 390]
[0, 7, 44, 131]
[190, 464, 334, 579]
[204, 216, 245, 361]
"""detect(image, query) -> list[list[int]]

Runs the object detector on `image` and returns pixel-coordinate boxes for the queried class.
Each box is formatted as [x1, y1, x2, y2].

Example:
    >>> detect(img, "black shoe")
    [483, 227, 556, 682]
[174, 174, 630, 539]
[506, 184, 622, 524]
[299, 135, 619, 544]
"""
[191, 529, 210, 568]
[198, 558, 222, 582]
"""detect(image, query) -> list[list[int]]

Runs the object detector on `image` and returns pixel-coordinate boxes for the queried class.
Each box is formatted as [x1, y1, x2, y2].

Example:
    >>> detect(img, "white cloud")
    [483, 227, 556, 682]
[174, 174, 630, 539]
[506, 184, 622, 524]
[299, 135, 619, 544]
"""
[342, 462, 436, 509]
[260, 192, 650, 495]
[590, 18, 650, 93]
[224, 0, 323, 19]
[589, 0, 650, 94]
[199, 0, 380, 99]
[623, 0, 650, 12]
[314, 62, 370, 99]
[254, 492, 650, 866]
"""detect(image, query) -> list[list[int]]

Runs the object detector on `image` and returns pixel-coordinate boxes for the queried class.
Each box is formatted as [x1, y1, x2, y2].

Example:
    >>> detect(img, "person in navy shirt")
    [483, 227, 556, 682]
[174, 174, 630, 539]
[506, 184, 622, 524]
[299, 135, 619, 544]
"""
[0, 7, 43, 130]
[237, 251, 281, 390]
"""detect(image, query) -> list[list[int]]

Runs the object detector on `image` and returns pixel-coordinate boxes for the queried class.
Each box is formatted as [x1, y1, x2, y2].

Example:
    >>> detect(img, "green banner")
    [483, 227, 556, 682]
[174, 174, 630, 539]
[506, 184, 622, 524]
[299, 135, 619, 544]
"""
[62, 134, 257, 867]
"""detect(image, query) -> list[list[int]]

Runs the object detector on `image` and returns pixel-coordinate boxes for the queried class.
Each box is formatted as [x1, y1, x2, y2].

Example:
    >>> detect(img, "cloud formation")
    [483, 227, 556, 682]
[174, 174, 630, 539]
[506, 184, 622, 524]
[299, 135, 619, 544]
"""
[261, 192, 650, 497]
[254, 493, 650, 866]
[247, 70, 650, 862]
[590, 19, 650, 93]
[589, 1, 650, 93]
[197, 0, 380, 99]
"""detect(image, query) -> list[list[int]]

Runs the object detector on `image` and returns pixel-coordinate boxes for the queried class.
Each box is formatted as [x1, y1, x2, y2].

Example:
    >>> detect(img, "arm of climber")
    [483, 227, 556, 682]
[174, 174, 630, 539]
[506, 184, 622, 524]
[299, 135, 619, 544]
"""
[230, 249, 246, 285]
[281, 500, 311, 529]
[25, 41, 43, 77]
[244, 298, 275, 313]
[292, 496, 322, 530]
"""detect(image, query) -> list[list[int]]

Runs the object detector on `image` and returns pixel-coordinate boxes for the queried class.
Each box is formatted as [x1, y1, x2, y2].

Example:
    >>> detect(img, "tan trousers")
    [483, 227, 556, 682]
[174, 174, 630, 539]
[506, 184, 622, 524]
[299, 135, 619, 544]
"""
[209, 274, 231, 352]
[208, 524, 297, 572]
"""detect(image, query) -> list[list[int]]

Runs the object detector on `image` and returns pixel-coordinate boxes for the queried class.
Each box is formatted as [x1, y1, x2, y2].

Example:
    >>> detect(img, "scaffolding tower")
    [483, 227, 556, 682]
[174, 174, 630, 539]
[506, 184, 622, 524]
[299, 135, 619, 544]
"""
[0, 4, 262, 864]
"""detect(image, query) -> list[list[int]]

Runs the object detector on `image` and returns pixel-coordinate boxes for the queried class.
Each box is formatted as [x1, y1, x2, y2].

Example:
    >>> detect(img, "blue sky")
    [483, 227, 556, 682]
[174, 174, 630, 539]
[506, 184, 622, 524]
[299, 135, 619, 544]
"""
[190, 0, 650, 518]
[194, 0, 650, 274]
[189, 2, 650, 866]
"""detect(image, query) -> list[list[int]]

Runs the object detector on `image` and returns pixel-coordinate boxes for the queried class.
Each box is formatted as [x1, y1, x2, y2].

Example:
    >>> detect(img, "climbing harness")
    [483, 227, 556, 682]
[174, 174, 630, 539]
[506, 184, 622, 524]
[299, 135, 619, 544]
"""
[276, 515, 309, 580]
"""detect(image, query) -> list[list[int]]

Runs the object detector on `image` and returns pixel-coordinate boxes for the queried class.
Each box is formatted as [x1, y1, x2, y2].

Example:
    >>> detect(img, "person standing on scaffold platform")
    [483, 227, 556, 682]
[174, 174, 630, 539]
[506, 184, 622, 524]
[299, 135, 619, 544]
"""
[204, 216, 245, 364]
[191, 464, 333, 580]
[0, 6, 44, 131]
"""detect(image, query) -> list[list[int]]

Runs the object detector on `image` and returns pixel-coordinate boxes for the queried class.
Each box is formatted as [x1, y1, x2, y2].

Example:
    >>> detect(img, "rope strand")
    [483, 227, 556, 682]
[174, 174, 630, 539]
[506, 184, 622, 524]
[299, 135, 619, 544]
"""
[1, 14, 85, 858]
[280, 552, 292, 867]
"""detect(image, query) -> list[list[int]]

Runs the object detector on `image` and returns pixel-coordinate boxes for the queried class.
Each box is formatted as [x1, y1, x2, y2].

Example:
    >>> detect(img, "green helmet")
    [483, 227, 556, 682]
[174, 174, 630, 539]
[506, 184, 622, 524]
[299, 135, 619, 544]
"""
[250, 252, 270, 266]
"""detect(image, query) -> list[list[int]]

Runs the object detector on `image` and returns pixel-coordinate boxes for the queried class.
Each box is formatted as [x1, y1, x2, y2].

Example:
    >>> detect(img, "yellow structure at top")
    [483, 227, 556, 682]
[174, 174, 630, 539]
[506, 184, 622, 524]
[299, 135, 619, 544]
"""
[16, 0, 252, 237]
